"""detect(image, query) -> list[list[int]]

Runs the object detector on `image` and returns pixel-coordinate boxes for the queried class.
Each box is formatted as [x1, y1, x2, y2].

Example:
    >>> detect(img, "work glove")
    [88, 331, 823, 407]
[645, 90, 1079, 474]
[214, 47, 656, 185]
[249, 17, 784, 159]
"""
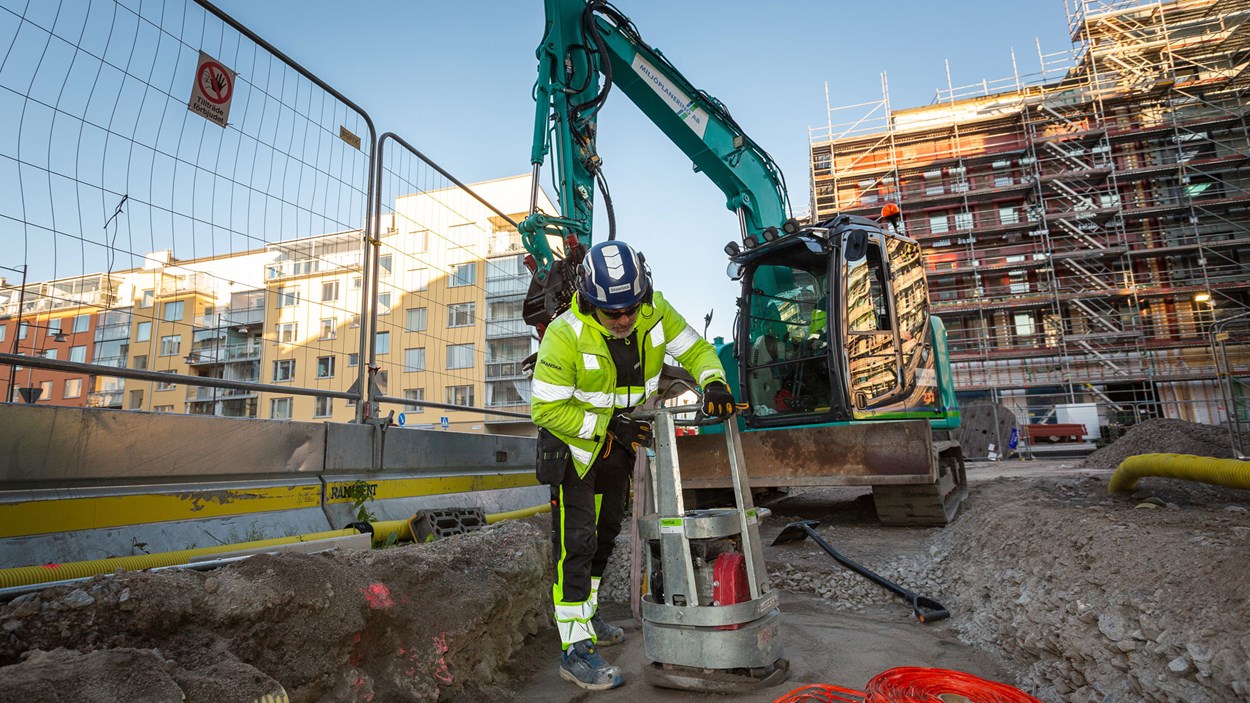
[702, 381, 739, 419]
[607, 413, 654, 452]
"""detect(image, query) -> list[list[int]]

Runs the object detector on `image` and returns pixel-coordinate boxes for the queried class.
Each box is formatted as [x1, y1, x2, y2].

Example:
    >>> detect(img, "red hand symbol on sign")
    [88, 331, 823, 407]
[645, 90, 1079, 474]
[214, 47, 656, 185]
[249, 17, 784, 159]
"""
[197, 60, 232, 105]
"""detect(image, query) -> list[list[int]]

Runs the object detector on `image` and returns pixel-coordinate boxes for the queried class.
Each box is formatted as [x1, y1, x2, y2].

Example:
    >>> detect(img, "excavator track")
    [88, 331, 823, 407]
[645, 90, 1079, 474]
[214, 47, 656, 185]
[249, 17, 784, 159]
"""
[871, 441, 966, 526]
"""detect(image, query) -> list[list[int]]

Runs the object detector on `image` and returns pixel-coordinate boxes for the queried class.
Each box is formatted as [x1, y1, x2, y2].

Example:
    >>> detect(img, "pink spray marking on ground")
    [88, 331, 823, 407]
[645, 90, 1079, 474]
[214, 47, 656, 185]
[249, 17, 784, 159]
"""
[360, 582, 394, 609]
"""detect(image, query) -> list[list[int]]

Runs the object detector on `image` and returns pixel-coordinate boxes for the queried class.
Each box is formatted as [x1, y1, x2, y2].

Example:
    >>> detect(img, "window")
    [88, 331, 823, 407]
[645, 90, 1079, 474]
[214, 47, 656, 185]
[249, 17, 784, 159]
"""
[448, 302, 475, 328]
[404, 347, 426, 372]
[273, 359, 295, 382]
[447, 343, 474, 369]
[136, 321, 151, 342]
[276, 287, 299, 308]
[377, 292, 391, 316]
[928, 214, 949, 234]
[320, 318, 337, 340]
[46, 318, 63, 335]
[376, 331, 390, 355]
[410, 268, 429, 291]
[999, 206, 1019, 225]
[0, 325, 5, 342]
[317, 355, 335, 379]
[1013, 312, 1037, 339]
[403, 388, 425, 413]
[129, 389, 144, 410]
[277, 322, 298, 344]
[447, 384, 475, 407]
[43, 349, 58, 361]
[348, 353, 359, 367]
[156, 374, 176, 391]
[18, 322, 28, 340]
[64, 378, 82, 398]
[349, 314, 360, 329]
[133, 354, 148, 370]
[141, 289, 154, 308]
[409, 229, 429, 252]
[270, 397, 292, 419]
[71, 314, 89, 333]
[314, 396, 333, 417]
[954, 211, 973, 231]
[405, 307, 427, 332]
[163, 301, 184, 322]
[39, 380, 54, 401]
[449, 263, 476, 288]
[69, 345, 87, 363]
[159, 335, 181, 356]
[379, 254, 393, 276]
[153, 405, 175, 413]
[352, 276, 362, 290]
[322, 281, 340, 302]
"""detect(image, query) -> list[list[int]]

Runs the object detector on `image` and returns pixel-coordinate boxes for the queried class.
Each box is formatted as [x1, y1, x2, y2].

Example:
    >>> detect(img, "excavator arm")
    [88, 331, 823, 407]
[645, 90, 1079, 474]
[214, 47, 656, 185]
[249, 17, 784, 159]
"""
[519, 0, 794, 326]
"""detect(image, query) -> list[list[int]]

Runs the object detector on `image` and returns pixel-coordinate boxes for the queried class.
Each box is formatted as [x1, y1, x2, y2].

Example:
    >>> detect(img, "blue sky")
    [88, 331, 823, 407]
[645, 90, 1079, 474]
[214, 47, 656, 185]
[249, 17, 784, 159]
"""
[8, 0, 1075, 341]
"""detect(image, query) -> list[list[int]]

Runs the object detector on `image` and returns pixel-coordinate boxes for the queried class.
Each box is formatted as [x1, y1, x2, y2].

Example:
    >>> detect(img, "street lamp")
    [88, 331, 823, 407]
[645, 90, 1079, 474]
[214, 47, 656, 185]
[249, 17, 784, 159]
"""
[8, 321, 68, 403]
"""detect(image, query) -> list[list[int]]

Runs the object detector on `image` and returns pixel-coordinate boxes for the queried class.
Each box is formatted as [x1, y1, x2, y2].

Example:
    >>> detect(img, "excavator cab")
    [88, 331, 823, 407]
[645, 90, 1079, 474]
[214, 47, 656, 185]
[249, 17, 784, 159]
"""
[729, 215, 958, 431]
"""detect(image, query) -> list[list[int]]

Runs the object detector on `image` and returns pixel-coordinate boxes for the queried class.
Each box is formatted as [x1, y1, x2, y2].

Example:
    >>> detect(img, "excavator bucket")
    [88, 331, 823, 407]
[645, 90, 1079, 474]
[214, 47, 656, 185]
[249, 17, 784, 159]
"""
[673, 420, 966, 526]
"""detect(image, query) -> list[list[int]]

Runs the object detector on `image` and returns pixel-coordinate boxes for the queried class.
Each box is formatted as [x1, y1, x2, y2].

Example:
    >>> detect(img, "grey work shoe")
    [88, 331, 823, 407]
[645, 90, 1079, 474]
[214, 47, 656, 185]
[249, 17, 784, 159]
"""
[592, 611, 625, 646]
[560, 639, 624, 690]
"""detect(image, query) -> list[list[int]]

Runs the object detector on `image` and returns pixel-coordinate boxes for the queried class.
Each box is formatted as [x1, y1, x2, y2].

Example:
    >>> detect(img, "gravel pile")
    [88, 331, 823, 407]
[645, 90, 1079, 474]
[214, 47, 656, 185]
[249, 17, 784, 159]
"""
[1084, 418, 1235, 470]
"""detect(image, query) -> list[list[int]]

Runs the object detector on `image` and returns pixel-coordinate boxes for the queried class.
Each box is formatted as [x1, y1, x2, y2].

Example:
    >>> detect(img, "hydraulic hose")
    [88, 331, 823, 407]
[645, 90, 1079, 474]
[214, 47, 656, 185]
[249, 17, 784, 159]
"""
[1108, 453, 1250, 493]
[485, 502, 552, 524]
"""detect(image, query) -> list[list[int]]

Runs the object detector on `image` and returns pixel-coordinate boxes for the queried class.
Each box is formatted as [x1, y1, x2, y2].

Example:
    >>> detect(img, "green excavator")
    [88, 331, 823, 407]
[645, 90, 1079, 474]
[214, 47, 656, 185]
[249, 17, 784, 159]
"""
[517, 0, 965, 526]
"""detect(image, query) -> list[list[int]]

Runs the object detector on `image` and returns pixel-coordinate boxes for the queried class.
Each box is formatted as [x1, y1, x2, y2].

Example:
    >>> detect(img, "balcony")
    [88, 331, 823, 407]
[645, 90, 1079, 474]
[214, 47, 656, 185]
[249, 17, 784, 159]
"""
[266, 253, 362, 280]
[158, 272, 216, 296]
[187, 386, 259, 402]
[86, 390, 123, 408]
[91, 355, 128, 369]
[93, 323, 131, 343]
[485, 275, 529, 297]
[486, 317, 529, 339]
[486, 360, 527, 379]
[185, 342, 262, 365]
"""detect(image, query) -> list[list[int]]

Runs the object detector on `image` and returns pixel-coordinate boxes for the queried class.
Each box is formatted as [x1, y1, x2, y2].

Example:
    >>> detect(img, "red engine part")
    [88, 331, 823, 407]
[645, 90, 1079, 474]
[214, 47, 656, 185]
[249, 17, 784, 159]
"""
[712, 551, 749, 630]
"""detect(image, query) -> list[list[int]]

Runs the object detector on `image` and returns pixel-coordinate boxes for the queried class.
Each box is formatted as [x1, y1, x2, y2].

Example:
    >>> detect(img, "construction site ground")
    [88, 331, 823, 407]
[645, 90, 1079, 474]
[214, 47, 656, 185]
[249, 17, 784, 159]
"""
[2, 421, 1248, 702]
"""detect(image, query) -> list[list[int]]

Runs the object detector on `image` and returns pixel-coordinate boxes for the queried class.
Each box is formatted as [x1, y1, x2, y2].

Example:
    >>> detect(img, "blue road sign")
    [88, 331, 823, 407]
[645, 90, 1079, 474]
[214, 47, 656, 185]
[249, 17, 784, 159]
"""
[397, 413, 407, 427]
[440, 416, 449, 430]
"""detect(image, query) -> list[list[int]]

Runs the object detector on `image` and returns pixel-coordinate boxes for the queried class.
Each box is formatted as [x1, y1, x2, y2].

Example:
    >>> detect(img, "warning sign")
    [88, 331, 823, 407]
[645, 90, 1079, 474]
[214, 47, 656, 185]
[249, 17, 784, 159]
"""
[188, 51, 236, 128]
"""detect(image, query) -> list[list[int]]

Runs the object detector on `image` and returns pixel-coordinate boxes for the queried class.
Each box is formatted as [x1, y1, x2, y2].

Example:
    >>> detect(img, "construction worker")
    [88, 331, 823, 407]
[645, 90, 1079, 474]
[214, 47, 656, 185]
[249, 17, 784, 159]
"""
[531, 240, 739, 691]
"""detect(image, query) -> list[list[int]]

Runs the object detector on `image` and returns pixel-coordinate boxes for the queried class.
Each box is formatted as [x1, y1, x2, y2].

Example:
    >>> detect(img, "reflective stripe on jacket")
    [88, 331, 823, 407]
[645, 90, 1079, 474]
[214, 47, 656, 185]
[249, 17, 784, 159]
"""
[531, 290, 726, 479]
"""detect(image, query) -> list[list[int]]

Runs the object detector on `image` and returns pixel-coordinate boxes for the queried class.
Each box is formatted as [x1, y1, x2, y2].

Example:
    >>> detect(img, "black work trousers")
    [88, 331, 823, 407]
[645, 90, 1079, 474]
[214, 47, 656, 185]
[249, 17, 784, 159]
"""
[550, 440, 633, 604]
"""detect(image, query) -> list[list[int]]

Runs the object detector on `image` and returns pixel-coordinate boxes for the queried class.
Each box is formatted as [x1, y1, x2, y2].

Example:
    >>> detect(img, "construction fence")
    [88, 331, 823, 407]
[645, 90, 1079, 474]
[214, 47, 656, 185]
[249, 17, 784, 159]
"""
[1, 0, 1246, 457]
[0, 0, 537, 432]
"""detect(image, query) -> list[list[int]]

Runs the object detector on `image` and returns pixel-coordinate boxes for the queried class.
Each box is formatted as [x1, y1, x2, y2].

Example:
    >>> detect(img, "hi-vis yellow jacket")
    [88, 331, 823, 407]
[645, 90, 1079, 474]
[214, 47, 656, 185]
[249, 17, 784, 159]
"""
[531, 291, 727, 478]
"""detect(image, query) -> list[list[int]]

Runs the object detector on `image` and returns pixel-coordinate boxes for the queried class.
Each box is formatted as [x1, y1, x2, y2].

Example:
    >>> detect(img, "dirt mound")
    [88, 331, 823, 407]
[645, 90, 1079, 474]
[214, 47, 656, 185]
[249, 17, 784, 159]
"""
[1084, 418, 1234, 470]
[934, 475, 1250, 702]
[0, 518, 552, 702]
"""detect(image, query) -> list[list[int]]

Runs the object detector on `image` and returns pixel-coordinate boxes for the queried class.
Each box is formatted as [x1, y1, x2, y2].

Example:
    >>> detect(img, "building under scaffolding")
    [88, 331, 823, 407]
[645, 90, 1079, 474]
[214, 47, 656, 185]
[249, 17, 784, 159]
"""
[810, 0, 1250, 434]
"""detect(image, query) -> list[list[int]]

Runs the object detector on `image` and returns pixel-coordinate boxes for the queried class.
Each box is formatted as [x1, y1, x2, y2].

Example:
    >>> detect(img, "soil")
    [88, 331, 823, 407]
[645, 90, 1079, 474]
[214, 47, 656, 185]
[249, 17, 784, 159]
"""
[2, 422, 1248, 702]
[1084, 418, 1236, 470]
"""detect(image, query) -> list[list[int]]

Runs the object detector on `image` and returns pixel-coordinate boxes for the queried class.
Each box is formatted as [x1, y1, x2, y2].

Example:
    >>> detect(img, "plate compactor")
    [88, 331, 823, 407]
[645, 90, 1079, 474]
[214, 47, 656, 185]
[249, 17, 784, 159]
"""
[631, 406, 790, 692]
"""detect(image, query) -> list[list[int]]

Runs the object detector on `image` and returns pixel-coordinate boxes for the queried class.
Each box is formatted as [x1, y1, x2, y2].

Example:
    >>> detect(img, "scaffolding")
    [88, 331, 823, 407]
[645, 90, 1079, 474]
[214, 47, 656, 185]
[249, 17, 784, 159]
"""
[811, 0, 1250, 430]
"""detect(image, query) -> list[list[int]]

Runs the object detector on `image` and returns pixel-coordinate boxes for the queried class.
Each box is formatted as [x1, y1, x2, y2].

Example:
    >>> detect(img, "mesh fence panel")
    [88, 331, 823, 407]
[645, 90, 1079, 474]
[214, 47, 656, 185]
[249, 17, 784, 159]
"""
[370, 133, 534, 429]
[0, 0, 375, 418]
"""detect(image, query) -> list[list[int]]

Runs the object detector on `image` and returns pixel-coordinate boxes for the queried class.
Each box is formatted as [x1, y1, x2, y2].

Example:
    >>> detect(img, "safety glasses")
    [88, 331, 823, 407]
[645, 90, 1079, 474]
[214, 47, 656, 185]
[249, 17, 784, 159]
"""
[598, 304, 641, 320]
